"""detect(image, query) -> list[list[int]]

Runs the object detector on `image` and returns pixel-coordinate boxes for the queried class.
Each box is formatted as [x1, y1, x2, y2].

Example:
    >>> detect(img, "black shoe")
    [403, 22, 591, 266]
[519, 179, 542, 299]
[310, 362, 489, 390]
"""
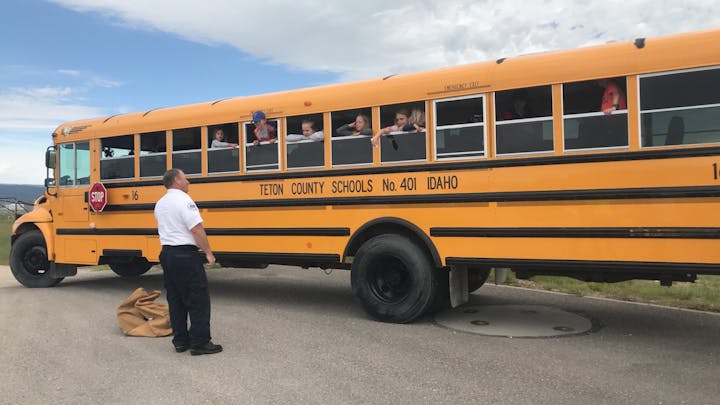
[174, 345, 189, 353]
[190, 342, 223, 356]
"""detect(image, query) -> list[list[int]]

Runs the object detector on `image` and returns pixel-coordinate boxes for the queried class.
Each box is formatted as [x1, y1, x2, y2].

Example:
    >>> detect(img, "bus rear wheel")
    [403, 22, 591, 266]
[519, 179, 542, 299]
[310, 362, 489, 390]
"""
[109, 258, 153, 277]
[469, 268, 491, 292]
[10, 230, 62, 288]
[351, 234, 439, 323]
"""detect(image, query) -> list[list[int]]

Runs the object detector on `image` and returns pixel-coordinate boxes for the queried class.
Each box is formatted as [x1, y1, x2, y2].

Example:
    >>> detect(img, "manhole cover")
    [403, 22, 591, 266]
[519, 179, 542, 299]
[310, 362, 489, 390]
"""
[434, 304, 592, 337]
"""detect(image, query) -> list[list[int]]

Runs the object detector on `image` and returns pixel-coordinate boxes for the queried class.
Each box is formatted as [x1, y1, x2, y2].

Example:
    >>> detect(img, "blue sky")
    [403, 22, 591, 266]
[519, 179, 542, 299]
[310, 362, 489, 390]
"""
[1, 0, 718, 185]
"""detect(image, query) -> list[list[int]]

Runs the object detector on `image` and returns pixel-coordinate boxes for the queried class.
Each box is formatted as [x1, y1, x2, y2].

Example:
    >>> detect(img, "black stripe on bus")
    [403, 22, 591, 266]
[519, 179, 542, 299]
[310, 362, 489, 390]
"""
[101, 185, 720, 212]
[431, 227, 720, 239]
[57, 228, 157, 235]
[444, 257, 720, 274]
[102, 249, 142, 257]
[56, 227, 349, 236]
[213, 252, 340, 266]
[103, 145, 720, 189]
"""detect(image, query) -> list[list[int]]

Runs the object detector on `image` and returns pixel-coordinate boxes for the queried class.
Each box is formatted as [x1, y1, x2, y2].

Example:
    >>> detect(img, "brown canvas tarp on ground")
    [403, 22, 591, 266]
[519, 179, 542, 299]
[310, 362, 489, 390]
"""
[116, 288, 172, 337]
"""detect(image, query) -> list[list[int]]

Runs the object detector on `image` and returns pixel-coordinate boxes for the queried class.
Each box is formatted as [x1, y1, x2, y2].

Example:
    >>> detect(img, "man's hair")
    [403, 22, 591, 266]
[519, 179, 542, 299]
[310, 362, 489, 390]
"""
[162, 168, 182, 189]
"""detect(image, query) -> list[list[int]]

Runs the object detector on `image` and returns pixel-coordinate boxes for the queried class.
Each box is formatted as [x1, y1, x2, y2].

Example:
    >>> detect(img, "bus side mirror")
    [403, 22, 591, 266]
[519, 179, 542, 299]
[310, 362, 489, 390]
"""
[44, 178, 56, 187]
[45, 148, 56, 169]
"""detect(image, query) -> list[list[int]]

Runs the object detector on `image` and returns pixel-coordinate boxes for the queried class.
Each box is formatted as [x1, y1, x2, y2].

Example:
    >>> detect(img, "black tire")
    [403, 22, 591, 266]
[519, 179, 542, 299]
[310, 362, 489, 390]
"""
[10, 230, 62, 288]
[351, 234, 440, 323]
[109, 258, 153, 277]
[468, 268, 491, 293]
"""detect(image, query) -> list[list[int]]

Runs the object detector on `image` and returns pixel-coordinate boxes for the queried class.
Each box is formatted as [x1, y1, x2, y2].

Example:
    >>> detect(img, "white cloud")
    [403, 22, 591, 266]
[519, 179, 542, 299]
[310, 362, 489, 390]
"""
[50, 0, 720, 80]
[0, 134, 48, 185]
[0, 86, 111, 184]
[58, 69, 81, 76]
[90, 77, 122, 88]
[0, 86, 109, 132]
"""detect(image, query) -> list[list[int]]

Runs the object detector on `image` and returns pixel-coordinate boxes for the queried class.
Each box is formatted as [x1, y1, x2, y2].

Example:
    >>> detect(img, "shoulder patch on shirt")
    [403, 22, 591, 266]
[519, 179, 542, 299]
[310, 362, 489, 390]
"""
[187, 202, 198, 211]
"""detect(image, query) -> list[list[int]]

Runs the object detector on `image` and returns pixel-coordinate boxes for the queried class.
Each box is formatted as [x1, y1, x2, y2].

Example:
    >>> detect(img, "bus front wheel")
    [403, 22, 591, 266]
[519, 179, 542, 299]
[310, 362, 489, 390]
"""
[351, 234, 440, 323]
[109, 258, 153, 277]
[10, 230, 62, 288]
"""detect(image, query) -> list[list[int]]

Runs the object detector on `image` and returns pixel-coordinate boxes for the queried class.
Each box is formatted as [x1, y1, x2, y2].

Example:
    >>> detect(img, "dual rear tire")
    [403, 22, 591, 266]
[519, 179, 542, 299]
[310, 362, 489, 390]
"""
[109, 258, 153, 277]
[351, 234, 443, 323]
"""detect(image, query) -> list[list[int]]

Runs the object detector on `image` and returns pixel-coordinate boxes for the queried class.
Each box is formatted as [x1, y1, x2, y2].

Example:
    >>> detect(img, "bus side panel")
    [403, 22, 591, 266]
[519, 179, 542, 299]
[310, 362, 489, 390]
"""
[55, 236, 97, 265]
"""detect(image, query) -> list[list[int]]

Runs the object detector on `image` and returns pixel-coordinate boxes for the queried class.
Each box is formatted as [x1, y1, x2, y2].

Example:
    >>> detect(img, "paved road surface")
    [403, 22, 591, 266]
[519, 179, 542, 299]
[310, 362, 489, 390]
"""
[1, 265, 718, 404]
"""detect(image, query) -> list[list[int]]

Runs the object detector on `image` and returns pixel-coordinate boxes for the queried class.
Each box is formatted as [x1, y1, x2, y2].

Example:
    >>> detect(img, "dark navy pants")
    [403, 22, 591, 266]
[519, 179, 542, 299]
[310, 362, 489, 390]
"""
[159, 245, 211, 348]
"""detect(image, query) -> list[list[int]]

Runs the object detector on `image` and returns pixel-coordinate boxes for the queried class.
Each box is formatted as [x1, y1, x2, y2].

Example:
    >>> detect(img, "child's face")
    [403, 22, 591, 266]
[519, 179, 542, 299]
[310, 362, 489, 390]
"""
[215, 131, 224, 140]
[302, 123, 313, 136]
[354, 116, 366, 130]
[396, 114, 408, 127]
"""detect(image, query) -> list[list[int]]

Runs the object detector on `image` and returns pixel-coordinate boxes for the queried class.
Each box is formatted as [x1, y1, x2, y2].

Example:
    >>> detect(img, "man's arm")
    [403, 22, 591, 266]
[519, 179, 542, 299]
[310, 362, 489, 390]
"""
[191, 223, 216, 266]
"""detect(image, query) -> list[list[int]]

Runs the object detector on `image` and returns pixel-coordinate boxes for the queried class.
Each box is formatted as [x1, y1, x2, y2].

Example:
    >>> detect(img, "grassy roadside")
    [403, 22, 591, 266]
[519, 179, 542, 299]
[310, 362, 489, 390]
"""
[489, 271, 720, 313]
[2, 217, 718, 312]
[0, 218, 11, 266]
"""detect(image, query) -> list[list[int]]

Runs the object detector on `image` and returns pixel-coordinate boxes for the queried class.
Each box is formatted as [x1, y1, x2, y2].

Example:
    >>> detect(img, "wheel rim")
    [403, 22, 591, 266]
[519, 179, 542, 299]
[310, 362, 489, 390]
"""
[367, 256, 411, 304]
[22, 246, 49, 276]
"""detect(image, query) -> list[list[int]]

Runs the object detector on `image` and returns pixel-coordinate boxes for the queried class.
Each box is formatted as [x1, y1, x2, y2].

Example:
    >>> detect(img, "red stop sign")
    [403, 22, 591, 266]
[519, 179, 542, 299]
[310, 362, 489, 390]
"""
[88, 182, 108, 212]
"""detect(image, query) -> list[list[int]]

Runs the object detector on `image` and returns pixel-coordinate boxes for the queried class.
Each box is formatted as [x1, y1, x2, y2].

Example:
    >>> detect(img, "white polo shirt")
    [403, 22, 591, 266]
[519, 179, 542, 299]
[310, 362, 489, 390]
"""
[154, 188, 203, 246]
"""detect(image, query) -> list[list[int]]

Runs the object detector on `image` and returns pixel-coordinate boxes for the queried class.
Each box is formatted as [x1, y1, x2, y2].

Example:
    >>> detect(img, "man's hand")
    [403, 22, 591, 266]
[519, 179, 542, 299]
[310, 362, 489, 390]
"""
[205, 252, 216, 266]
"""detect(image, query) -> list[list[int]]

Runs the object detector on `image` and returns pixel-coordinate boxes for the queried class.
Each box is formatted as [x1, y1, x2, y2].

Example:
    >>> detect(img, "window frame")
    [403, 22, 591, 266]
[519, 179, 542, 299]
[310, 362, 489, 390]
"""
[243, 119, 282, 173]
[432, 94, 487, 161]
[58, 141, 90, 188]
[139, 131, 167, 179]
[638, 65, 720, 149]
[207, 122, 241, 175]
[561, 78, 629, 152]
[100, 134, 135, 181]
[378, 102, 428, 165]
[329, 109, 374, 168]
[493, 87, 554, 157]
[285, 114, 326, 171]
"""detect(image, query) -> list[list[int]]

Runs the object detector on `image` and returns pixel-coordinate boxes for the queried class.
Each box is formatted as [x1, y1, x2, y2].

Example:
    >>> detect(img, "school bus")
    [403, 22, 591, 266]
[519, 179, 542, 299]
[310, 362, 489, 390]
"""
[10, 29, 720, 323]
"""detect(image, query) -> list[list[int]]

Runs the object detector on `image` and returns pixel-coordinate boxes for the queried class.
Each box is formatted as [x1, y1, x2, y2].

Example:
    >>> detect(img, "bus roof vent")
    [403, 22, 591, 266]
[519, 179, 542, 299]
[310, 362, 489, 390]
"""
[634, 38, 646, 49]
[382, 74, 397, 80]
[142, 108, 161, 117]
[496, 57, 506, 64]
[211, 98, 229, 106]
[103, 114, 121, 123]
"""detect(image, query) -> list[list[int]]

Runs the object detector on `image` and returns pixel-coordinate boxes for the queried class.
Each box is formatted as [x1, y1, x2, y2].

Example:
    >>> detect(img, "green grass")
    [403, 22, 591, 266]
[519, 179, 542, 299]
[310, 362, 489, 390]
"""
[0, 218, 12, 266]
[490, 270, 720, 313]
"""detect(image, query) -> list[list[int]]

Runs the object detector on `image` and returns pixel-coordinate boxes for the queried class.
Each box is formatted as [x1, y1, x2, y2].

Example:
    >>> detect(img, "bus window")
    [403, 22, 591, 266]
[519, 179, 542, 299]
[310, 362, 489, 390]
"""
[58, 142, 90, 186]
[172, 127, 201, 175]
[434, 95, 485, 160]
[640, 66, 720, 147]
[563, 77, 628, 150]
[330, 107, 373, 166]
[378, 102, 426, 164]
[58, 143, 75, 186]
[76, 142, 90, 185]
[208, 123, 240, 174]
[495, 86, 553, 155]
[286, 113, 324, 169]
[139, 131, 166, 178]
[100, 135, 134, 180]
[244, 119, 280, 172]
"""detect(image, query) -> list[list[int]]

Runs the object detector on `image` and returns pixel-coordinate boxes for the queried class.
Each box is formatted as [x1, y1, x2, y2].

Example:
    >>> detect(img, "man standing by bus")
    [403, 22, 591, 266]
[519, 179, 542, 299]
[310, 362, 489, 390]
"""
[154, 168, 223, 355]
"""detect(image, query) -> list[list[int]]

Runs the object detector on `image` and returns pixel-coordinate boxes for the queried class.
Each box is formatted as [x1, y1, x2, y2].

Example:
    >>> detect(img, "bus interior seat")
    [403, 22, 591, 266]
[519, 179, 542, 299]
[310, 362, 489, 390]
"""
[665, 116, 685, 145]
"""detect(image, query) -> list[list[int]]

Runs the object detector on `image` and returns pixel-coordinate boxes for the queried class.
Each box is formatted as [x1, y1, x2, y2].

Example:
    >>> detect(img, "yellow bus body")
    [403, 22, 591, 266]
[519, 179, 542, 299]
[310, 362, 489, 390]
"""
[10, 28, 720, 321]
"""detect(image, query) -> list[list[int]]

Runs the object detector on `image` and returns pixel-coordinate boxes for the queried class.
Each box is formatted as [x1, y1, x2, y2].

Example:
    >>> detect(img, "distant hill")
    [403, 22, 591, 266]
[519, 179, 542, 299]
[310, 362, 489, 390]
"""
[0, 184, 45, 203]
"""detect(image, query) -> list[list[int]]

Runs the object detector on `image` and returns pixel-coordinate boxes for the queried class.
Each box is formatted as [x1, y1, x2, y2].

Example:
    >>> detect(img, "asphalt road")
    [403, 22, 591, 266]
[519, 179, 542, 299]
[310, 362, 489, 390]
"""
[1, 264, 718, 404]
